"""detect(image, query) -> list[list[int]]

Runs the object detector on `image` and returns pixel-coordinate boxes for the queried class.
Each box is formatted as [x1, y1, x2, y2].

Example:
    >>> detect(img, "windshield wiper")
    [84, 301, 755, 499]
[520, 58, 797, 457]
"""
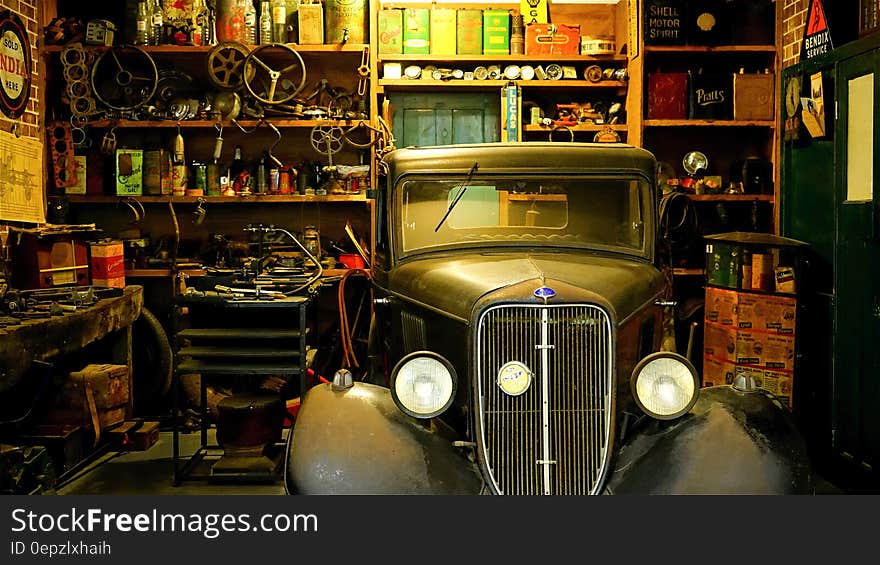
[434, 162, 479, 232]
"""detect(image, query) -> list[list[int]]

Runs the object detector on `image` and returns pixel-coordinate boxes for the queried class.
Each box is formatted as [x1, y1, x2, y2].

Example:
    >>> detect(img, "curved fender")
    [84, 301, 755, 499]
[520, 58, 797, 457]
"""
[285, 382, 483, 494]
[605, 387, 811, 494]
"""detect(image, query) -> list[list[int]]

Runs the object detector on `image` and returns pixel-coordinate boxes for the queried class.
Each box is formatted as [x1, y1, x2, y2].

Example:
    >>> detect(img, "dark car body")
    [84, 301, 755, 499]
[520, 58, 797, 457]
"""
[285, 143, 810, 495]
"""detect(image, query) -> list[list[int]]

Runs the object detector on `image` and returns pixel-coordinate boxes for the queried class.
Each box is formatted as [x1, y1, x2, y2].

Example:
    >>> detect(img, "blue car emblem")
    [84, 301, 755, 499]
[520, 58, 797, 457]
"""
[534, 286, 556, 299]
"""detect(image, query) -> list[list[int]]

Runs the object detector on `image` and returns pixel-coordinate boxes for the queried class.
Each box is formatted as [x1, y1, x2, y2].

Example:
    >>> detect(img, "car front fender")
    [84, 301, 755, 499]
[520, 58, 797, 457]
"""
[285, 382, 483, 494]
[605, 386, 811, 494]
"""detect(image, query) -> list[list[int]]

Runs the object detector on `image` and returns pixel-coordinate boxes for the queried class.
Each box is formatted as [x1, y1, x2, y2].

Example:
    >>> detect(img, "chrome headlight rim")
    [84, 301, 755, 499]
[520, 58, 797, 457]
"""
[630, 351, 700, 420]
[390, 351, 458, 419]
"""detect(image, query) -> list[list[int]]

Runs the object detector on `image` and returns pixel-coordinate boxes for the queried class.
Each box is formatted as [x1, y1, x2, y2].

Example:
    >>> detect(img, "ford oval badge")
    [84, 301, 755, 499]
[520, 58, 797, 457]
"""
[534, 286, 556, 300]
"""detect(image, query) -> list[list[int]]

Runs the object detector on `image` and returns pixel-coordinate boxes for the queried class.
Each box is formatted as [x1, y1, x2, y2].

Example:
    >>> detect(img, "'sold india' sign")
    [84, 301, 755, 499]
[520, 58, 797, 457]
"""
[802, 0, 833, 61]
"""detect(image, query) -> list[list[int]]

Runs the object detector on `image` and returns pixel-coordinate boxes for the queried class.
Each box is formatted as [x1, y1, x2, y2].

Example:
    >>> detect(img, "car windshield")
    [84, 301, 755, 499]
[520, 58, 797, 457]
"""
[395, 174, 652, 259]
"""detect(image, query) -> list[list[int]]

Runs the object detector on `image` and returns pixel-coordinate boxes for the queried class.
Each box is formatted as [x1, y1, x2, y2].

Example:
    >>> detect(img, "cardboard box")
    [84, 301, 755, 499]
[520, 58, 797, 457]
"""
[108, 420, 160, 451]
[525, 23, 580, 55]
[702, 356, 737, 388]
[378, 8, 403, 54]
[689, 73, 733, 119]
[47, 364, 130, 431]
[737, 293, 797, 334]
[115, 149, 143, 196]
[703, 322, 737, 360]
[90, 240, 125, 289]
[704, 287, 739, 326]
[734, 72, 775, 121]
[755, 369, 794, 408]
[647, 72, 687, 119]
[456, 9, 482, 55]
[403, 8, 430, 54]
[482, 9, 510, 55]
[644, 0, 686, 45]
[430, 8, 456, 55]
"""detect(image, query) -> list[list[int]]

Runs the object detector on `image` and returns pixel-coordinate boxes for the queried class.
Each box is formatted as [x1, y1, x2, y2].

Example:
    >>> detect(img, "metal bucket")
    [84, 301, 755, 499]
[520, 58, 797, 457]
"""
[324, 0, 367, 44]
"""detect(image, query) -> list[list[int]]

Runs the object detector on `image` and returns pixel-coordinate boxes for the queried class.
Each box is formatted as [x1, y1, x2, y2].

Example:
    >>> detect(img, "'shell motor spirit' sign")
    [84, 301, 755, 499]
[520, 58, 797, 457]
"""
[802, 0, 833, 60]
[0, 10, 31, 119]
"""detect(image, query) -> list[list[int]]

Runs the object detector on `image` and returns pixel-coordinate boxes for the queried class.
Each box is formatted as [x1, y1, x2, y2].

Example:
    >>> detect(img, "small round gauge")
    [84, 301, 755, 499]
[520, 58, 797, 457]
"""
[520, 65, 535, 80]
[504, 64, 521, 80]
[682, 151, 708, 176]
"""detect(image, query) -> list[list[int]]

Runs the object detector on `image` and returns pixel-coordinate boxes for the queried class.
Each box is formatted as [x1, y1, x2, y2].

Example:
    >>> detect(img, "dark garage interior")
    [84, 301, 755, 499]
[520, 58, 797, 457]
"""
[0, 0, 877, 496]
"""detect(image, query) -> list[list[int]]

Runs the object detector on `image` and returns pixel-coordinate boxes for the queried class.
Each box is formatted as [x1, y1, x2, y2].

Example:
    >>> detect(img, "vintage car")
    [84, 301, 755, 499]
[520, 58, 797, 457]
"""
[284, 143, 811, 495]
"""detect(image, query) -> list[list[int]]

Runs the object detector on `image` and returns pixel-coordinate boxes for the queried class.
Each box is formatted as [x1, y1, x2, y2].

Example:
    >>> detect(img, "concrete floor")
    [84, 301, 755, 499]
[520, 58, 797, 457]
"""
[55, 428, 844, 495]
[57, 429, 286, 495]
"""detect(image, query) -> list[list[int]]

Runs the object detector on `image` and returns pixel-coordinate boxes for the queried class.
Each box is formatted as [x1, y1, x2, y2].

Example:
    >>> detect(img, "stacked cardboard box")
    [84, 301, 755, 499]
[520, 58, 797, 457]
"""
[703, 287, 797, 407]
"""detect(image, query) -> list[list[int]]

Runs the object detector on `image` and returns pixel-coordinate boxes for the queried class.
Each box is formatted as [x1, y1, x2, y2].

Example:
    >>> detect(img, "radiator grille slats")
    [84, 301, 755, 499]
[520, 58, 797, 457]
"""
[477, 304, 613, 495]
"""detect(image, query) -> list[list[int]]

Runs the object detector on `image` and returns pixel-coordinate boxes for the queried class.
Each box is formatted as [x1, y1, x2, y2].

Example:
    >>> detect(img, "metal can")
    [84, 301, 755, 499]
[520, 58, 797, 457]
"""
[172, 163, 188, 196]
[279, 168, 291, 194]
[269, 167, 280, 193]
[324, 0, 367, 43]
[206, 162, 221, 196]
[192, 161, 207, 193]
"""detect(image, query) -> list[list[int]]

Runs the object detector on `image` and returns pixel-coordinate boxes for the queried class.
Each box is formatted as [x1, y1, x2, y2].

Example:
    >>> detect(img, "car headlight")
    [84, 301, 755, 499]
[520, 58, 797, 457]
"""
[390, 351, 457, 419]
[631, 352, 699, 420]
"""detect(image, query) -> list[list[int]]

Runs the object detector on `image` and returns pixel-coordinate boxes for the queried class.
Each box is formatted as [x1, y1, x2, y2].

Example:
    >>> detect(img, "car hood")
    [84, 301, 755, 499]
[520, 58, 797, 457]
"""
[384, 252, 666, 324]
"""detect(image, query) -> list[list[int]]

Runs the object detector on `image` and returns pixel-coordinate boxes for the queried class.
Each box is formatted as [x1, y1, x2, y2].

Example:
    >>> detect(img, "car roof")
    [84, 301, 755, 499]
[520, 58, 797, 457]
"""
[383, 142, 657, 178]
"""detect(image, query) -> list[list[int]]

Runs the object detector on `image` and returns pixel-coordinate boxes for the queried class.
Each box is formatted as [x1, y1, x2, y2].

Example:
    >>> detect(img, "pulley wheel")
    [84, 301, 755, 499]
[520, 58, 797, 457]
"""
[243, 44, 306, 105]
[206, 42, 252, 91]
[90, 45, 158, 111]
[310, 126, 344, 156]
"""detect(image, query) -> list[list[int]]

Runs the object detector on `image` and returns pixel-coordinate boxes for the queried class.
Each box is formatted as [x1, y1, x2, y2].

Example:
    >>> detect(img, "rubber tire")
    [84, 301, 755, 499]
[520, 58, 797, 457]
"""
[132, 307, 173, 413]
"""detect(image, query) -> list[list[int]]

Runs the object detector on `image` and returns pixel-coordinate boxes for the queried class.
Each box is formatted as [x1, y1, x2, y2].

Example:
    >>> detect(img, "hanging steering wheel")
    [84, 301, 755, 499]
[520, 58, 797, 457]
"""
[243, 44, 306, 105]
[90, 45, 158, 111]
[206, 42, 253, 91]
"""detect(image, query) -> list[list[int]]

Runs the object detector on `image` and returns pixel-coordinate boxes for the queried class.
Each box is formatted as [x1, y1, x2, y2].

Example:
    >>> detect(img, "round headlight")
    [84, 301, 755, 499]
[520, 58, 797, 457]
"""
[631, 352, 699, 420]
[390, 352, 457, 419]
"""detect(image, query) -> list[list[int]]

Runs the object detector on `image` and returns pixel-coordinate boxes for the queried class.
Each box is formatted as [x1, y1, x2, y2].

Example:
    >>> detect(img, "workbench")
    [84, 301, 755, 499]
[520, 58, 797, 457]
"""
[0, 286, 144, 410]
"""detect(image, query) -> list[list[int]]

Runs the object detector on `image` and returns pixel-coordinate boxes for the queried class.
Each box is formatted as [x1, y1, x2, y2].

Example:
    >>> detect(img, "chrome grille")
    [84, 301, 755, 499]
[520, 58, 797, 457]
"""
[476, 304, 613, 495]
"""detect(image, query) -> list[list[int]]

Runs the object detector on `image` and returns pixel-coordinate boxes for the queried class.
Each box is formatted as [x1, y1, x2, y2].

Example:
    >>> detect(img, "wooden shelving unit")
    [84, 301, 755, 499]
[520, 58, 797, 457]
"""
[66, 194, 368, 204]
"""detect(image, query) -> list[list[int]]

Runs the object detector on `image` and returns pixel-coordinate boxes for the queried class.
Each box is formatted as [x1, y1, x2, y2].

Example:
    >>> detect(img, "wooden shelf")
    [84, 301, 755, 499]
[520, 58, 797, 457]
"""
[673, 268, 705, 276]
[644, 119, 776, 128]
[523, 124, 628, 133]
[644, 45, 777, 54]
[42, 43, 369, 55]
[379, 79, 627, 89]
[83, 119, 366, 129]
[378, 54, 627, 64]
[66, 194, 368, 204]
[126, 267, 363, 278]
[685, 194, 774, 202]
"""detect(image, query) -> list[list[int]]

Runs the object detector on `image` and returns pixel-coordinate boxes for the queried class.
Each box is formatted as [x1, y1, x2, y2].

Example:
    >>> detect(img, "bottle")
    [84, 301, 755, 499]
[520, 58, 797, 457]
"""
[149, 0, 163, 45]
[272, 0, 287, 43]
[242, 0, 257, 44]
[135, 1, 149, 45]
[171, 132, 187, 197]
[228, 144, 247, 194]
[259, 1, 273, 44]
[255, 151, 268, 194]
